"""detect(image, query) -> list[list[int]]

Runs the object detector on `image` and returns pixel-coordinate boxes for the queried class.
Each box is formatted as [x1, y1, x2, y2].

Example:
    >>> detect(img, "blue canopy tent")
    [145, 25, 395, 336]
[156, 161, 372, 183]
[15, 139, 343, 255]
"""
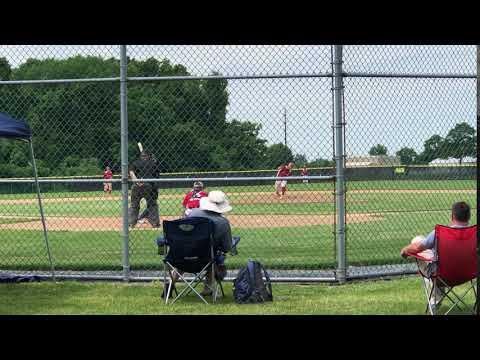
[0, 112, 55, 280]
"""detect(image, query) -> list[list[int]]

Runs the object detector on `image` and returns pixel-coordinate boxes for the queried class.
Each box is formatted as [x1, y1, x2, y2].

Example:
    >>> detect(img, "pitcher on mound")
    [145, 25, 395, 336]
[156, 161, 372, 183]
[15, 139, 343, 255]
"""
[274, 162, 294, 198]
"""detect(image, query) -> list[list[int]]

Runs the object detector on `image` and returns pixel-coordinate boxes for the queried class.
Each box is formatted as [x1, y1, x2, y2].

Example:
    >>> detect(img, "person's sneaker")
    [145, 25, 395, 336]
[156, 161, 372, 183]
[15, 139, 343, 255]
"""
[200, 288, 213, 296]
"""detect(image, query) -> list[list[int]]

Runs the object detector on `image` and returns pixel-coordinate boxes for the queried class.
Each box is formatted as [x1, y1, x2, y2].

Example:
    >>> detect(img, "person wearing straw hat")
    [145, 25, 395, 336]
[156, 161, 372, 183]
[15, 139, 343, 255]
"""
[162, 191, 233, 298]
[189, 190, 233, 295]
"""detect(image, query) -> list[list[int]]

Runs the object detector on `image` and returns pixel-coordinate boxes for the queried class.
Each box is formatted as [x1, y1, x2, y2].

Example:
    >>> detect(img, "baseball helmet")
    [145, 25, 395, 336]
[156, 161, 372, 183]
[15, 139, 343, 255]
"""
[193, 181, 204, 191]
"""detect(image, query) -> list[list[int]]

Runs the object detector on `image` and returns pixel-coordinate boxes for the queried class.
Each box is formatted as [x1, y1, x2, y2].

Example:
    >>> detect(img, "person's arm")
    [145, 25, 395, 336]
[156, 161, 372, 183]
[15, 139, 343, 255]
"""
[400, 242, 428, 258]
[182, 192, 190, 208]
[129, 169, 143, 187]
[221, 222, 233, 253]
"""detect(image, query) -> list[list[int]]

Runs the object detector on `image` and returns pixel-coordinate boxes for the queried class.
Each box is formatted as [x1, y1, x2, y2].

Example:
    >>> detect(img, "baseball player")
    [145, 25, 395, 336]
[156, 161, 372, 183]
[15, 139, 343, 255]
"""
[274, 162, 294, 198]
[301, 166, 309, 184]
[182, 181, 208, 216]
[137, 152, 160, 224]
[128, 150, 161, 228]
[103, 166, 113, 194]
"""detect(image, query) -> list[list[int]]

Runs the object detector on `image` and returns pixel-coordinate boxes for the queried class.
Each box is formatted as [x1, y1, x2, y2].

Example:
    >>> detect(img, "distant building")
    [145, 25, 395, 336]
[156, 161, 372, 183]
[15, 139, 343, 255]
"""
[346, 155, 401, 167]
[429, 157, 477, 166]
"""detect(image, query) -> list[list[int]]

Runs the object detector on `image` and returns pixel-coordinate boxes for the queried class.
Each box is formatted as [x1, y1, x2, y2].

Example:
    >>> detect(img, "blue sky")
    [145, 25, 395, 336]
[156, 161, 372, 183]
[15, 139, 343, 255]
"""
[0, 45, 476, 160]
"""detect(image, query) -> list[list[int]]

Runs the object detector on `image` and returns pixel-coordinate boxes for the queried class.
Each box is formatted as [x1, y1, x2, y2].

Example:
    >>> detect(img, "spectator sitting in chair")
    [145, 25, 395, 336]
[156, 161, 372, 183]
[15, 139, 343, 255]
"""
[400, 201, 471, 309]
[159, 190, 235, 298]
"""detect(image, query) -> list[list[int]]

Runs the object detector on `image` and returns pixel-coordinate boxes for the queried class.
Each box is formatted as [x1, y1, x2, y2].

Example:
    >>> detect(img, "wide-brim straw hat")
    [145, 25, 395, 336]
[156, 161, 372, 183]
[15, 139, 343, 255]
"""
[199, 191, 232, 214]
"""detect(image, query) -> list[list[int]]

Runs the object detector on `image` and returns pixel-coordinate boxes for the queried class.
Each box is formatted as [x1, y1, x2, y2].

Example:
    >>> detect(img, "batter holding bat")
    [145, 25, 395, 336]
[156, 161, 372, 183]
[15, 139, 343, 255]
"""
[128, 142, 160, 228]
[274, 162, 294, 198]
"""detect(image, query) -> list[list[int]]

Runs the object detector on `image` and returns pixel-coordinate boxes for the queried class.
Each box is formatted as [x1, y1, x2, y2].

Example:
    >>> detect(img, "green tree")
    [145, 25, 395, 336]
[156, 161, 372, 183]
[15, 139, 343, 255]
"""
[222, 120, 267, 170]
[263, 143, 294, 168]
[293, 154, 308, 166]
[369, 144, 388, 156]
[396, 147, 417, 165]
[442, 122, 476, 164]
[0, 55, 273, 176]
[0, 57, 12, 80]
[418, 134, 445, 164]
[13, 56, 119, 80]
[307, 158, 334, 167]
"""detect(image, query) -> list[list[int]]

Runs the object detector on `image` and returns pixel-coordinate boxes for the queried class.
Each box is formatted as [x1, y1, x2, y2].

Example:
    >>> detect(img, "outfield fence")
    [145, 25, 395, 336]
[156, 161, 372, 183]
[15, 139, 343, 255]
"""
[0, 45, 477, 283]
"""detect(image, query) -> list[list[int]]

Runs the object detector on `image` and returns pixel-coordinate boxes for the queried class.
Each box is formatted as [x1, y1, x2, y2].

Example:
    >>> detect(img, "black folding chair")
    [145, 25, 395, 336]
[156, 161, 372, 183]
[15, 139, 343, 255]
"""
[162, 217, 224, 304]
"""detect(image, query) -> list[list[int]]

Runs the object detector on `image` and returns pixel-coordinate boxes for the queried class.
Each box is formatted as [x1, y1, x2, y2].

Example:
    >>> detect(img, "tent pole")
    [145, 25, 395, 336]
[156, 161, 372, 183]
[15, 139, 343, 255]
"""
[28, 139, 56, 281]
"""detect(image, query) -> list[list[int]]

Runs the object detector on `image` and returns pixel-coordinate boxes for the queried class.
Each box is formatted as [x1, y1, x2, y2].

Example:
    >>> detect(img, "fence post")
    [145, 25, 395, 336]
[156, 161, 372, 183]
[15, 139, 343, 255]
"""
[333, 45, 346, 283]
[476, 45, 479, 316]
[120, 45, 130, 282]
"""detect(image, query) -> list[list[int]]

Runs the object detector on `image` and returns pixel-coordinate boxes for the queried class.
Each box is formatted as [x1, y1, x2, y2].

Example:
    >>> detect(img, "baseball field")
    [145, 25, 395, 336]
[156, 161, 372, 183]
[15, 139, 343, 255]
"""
[0, 179, 476, 272]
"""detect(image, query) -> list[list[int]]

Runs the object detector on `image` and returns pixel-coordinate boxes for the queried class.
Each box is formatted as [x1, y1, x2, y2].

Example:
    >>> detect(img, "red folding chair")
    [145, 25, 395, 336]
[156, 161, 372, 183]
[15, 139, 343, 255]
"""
[407, 224, 477, 315]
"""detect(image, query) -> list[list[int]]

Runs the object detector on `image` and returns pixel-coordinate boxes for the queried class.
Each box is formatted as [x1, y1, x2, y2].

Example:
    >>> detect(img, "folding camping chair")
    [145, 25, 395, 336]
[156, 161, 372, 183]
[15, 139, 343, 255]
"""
[161, 217, 224, 305]
[407, 224, 477, 315]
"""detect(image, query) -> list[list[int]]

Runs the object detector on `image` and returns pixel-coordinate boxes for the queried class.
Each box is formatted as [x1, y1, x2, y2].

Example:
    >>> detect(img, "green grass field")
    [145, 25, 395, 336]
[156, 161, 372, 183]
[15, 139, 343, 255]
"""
[0, 179, 476, 271]
[0, 277, 477, 315]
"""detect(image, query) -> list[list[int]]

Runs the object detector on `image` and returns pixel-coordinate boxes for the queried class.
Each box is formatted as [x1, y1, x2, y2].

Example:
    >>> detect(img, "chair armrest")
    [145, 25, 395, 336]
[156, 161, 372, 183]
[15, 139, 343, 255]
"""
[405, 251, 434, 262]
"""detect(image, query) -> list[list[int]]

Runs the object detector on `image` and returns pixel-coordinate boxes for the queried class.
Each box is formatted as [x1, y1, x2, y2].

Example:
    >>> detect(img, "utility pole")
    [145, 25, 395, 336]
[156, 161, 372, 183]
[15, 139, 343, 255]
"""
[283, 108, 287, 147]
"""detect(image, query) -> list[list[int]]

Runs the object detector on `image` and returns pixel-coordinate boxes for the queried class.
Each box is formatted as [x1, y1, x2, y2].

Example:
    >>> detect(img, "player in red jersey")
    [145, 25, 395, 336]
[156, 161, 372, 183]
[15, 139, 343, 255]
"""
[301, 166, 309, 184]
[103, 166, 113, 194]
[274, 162, 294, 198]
[182, 181, 208, 216]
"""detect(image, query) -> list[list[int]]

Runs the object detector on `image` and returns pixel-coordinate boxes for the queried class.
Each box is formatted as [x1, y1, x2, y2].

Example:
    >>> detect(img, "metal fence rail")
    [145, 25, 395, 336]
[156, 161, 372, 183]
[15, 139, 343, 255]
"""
[0, 45, 476, 282]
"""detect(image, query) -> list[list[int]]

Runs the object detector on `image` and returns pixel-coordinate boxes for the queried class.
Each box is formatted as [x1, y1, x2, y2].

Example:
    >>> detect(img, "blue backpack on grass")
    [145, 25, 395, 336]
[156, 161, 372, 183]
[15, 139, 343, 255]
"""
[233, 260, 273, 304]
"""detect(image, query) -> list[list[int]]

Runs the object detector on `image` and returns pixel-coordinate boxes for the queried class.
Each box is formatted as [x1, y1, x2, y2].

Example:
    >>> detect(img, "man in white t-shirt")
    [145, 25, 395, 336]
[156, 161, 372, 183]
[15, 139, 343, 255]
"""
[400, 201, 472, 309]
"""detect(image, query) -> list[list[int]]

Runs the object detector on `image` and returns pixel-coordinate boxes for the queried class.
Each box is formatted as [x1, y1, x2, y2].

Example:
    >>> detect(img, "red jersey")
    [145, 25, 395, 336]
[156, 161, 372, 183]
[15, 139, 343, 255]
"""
[276, 165, 291, 177]
[301, 168, 308, 176]
[182, 190, 208, 210]
[103, 170, 113, 179]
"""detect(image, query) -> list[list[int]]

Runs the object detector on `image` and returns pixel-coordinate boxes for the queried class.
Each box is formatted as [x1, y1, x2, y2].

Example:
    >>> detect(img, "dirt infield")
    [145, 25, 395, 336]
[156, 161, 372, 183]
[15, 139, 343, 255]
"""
[0, 187, 474, 231]
[0, 213, 383, 232]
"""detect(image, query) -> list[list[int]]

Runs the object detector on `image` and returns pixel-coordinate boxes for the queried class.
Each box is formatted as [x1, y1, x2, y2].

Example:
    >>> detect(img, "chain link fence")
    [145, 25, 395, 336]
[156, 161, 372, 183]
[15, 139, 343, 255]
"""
[0, 45, 476, 282]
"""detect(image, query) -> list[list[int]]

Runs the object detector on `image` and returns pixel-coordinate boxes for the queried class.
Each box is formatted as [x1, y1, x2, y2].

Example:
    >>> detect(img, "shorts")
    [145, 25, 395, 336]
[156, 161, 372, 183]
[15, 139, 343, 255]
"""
[275, 180, 287, 189]
[103, 182, 112, 191]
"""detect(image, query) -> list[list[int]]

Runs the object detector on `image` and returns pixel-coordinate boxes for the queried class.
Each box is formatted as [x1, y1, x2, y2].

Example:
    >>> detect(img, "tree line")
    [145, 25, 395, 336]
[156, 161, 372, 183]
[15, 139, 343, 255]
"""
[369, 121, 476, 165]
[1, 55, 473, 178]
[0, 55, 334, 178]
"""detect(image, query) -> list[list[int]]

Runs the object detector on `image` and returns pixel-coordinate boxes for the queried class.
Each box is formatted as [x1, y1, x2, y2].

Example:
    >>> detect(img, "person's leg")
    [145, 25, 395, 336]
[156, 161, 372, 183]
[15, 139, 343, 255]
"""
[274, 181, 282, 196]
[162, 269, 182, 298]
[201, 268, 214, 296]
[281, 181, 287, 196]
[145, 185, 160, 227]
[202, 255, 227, 296]
[410, 236, 440, 308]
[138, 208, 149, 222]
[128, 185, 143, 226]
